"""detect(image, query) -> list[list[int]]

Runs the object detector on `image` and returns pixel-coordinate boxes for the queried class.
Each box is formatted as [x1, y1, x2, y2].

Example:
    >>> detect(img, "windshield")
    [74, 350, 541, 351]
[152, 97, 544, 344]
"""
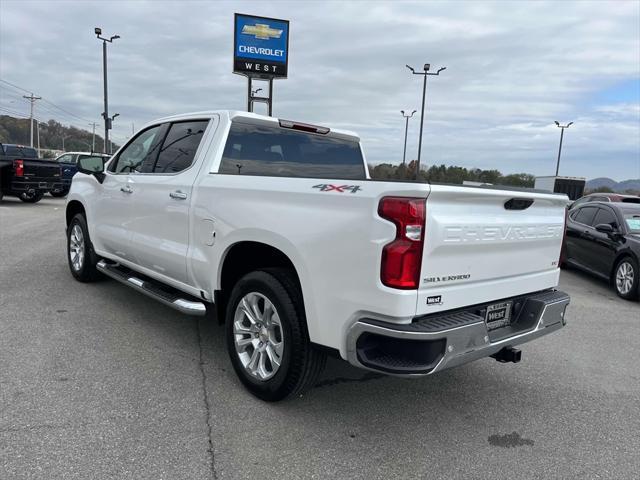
[624, 213, 640, 233]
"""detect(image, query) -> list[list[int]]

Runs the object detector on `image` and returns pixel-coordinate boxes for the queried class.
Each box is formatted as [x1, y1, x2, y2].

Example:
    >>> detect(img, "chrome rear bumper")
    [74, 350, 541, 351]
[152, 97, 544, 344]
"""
[346, 290, 570, 376]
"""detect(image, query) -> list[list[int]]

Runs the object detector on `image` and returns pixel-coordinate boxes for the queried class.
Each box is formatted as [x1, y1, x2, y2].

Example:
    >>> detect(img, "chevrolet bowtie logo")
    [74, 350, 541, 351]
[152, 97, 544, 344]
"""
[241, 23, 283, 40]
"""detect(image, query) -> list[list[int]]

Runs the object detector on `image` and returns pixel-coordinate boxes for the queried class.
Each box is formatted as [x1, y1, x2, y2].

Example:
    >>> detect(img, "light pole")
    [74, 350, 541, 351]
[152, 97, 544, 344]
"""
[252, 88, 263, 96]
[109, 113, 119, 154]
[554, 121, 573, 176]
[95, 27, 120, 154]
[400, 110, 416, 166]
[406, 63, 446, 179]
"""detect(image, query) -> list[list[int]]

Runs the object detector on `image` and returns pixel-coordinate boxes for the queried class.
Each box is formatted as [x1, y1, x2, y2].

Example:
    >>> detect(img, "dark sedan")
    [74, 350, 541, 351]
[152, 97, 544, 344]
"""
[564, 202, 640, 300]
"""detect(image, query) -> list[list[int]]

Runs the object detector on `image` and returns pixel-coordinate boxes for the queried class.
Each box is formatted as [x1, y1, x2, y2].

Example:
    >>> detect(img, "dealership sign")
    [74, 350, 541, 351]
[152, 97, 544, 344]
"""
[234, 13, 289, 78]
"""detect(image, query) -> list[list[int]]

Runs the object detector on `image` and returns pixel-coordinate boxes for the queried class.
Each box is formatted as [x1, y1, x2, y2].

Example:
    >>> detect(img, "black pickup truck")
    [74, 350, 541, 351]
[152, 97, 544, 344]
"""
[0, 144, 62, 203]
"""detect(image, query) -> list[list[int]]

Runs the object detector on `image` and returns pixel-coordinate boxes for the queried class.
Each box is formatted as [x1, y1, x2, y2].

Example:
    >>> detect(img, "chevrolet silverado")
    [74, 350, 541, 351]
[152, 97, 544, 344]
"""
[64, 111, 571, 401]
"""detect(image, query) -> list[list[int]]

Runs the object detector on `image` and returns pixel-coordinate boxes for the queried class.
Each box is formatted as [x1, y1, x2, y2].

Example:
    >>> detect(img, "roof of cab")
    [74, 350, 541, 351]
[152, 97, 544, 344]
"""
[150, 110, 360, 141]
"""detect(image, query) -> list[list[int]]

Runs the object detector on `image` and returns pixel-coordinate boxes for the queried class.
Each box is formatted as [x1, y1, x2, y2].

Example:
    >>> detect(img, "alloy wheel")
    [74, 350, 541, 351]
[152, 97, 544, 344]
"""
[233, 292, 284, 381]
[616, 261, 634, 296]
[69, 224, 85, 272]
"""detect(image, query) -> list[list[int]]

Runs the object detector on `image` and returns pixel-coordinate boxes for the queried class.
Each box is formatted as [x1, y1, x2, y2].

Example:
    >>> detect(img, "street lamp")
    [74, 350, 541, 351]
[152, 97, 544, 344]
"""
[95, 27, 120, 154]
[252, 88, 263, 96]
[554, 121, 573, 176]
[406, 63, 446, 179]
[400, 110, 417, 166]
[109, 113, 120, 154]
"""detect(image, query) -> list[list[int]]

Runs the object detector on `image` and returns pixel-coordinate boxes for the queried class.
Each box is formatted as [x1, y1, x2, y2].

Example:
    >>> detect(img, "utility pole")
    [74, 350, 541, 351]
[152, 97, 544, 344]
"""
[36, 121, 40, 153]
[90, 122, 97, 152]
[554, 121, 573, 176]
[22, 93, 42, 147]
[400, 110, 416, 166]
[406, 63, 446, 179]
[95, 27, 120, 154]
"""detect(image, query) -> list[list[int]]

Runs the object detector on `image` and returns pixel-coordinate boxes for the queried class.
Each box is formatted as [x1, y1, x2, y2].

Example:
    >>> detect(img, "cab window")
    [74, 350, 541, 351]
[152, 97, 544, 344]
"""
[110, 125, 165, 174]
[152, 121, 208, 174]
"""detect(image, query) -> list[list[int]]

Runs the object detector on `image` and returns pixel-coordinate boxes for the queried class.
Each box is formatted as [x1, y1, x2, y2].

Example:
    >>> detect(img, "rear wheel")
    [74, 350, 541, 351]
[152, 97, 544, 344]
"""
[67, 213, 101, 282]
[225, 269, 326, 401]
[613, 256, 639, 300]
[19, 191, 44, 203]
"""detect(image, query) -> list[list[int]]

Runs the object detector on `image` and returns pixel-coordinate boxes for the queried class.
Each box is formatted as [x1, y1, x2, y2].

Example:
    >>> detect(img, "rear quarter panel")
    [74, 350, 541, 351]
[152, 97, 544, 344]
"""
[189, 174, 431, 354]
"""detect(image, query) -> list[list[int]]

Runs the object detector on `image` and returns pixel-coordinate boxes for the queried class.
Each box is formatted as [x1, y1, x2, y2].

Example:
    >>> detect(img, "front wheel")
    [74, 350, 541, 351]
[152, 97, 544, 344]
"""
[225, 269, 326, 401]
[613, 257, 639, 301]
[19, 191, 44, 203]
[67, 214, 101, 282]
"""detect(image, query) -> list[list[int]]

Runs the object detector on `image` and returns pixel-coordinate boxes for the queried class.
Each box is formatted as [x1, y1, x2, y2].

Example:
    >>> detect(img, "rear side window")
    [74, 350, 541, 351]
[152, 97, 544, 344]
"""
[593, 208, 618, 228]
[574, 206, 598, 226]
[219, 122, 365, 179]
[153, 121, 209, 173]
[3, 145, 38, 158]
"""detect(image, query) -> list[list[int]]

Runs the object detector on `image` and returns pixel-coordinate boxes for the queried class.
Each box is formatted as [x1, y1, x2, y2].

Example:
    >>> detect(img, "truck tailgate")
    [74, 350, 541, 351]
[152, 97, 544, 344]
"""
[23, 160, 61, 180]
[416, 184, 568, 316]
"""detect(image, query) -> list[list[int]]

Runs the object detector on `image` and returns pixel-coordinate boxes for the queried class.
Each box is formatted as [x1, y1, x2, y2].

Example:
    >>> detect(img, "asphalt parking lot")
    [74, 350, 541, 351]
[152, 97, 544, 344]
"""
[1, 196, 639, 479]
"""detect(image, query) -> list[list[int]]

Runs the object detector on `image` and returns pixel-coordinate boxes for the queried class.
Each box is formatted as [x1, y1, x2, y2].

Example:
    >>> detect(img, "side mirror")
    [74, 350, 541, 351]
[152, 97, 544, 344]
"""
[77, 156, 106, 183]
[595, 223, 614, 234]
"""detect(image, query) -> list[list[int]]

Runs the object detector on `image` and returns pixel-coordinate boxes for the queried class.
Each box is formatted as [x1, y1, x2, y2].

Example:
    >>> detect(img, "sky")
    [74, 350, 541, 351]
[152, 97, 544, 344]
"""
[0, 0, 639, 181]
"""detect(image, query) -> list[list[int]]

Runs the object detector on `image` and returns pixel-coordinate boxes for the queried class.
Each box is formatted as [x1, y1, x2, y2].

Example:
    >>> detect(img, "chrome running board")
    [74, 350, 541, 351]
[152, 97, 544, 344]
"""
[96, 260, 207, 316]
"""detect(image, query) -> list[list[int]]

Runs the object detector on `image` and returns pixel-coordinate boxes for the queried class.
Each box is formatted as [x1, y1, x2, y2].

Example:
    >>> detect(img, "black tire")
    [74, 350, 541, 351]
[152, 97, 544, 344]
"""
[50, 188, 69, 198]
[612, 256, 639, 301]
[19, 191, 44, 203]
[67, 213, 101, 282]
[225, 269, 326, 401]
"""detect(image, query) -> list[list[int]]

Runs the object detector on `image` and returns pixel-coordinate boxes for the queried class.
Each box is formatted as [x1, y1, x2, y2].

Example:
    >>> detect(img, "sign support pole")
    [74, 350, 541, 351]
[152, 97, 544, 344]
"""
[247, 77, 253, 112]
[247, 76, 274, 116]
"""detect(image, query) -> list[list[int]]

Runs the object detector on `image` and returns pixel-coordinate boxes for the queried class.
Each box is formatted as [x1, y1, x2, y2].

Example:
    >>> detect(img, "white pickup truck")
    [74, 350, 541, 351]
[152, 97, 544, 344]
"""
[65, 110, 570, 401]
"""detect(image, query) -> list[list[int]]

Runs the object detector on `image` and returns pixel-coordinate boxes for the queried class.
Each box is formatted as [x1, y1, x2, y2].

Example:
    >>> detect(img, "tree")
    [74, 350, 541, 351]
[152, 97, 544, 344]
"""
[368, 162, 536, 188]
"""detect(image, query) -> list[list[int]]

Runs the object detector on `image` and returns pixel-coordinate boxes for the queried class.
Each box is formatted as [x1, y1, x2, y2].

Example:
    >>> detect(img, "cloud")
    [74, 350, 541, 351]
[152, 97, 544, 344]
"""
[1, 0, 638, 180]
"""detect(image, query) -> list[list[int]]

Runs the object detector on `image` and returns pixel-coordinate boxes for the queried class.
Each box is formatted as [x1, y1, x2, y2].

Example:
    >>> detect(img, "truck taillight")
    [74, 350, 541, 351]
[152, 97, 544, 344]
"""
[14, 159, 24, 177]
[378, 197, 426, 289]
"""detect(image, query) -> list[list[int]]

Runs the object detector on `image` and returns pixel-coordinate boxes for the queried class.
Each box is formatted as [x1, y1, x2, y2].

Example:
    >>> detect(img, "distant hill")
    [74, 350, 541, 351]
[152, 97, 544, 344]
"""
[586, 177, 640, 194]
[0, 115, 118, 157]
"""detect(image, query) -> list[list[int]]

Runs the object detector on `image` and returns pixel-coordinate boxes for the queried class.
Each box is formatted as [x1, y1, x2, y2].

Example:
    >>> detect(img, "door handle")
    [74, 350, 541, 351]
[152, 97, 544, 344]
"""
[169, 191, 188, 200]
[120, 185, 133, 194]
